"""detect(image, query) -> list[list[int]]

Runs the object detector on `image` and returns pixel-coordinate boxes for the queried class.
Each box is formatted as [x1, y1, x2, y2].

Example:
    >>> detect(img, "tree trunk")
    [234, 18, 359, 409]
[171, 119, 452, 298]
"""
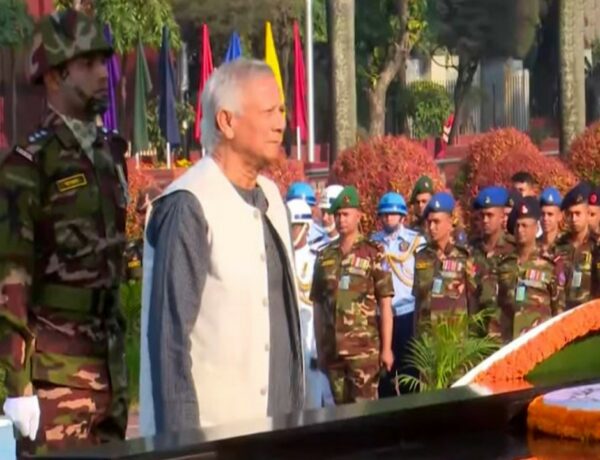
[10, 48, 17, 144]
[366, 0, 409, 137]
[328, 0, 357, 161]
[448, 55, 478, 145]
[559, 0, 585, 154]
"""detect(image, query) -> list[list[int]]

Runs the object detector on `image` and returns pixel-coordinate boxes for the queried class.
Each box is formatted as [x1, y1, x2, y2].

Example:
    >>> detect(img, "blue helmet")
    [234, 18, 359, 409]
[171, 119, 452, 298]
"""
[286, 182, 316, 206]
[377, 192, 407, 216]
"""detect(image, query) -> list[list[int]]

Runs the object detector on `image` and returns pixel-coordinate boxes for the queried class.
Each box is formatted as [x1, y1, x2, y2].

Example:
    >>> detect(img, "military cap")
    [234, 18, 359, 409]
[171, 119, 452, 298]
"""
[410, 175, 434, 203]
[423, 192, 455, 219]
[506, 189, 522, 209]
[539, 187, 562, 208]
[330, 186, 360, 214]
[589, 187, 600, 207]
[561, 182, 592, 211]
[27, 9, 113, 84]
[473, 186, 509, 210]
[508, 196, 541, 234]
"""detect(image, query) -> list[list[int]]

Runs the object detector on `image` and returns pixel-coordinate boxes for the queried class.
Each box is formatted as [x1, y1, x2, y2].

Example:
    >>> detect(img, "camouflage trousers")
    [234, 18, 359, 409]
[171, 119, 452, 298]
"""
[19, 383, 127, 457]
[326, 353, 380, 405]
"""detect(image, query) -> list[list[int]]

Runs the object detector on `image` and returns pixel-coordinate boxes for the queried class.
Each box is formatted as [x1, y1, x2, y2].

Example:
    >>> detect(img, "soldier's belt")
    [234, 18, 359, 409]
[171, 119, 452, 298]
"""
[34, 284, 117, 316]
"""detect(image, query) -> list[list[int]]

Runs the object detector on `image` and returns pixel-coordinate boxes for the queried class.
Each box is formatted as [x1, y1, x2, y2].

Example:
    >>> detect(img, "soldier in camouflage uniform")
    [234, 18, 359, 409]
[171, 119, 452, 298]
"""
[496, 197, 566, 342]
[555, 183, 595, 310]
[0, 9, 129, 454]
[469, 187, 515, 335]
[408, 175, 435, 234]
[538, 187, 563, 255]
[413, 193, 478, 327]
[311, 186, 394, 404]
[588, 187, 600, 243]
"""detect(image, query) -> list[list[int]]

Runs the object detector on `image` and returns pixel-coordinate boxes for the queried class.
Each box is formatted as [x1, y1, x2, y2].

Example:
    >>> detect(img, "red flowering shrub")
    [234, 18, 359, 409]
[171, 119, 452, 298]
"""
[568, 121, 600, 184]
[127, 168, 157, 240]
[457, 128, 577, 229]
[263, 153, 306, 196]
[330, 136, 446, 234]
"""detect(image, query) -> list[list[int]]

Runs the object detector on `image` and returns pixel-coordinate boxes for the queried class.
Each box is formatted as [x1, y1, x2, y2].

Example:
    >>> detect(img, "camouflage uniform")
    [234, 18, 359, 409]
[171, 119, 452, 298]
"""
[413, 242, 479, 326]
[0, 9, 128, 454]
[310, 235, 394, 404]
[496, 248, 566, 342]
[555, 234, 595, 310]
[470, 232, 516, 335]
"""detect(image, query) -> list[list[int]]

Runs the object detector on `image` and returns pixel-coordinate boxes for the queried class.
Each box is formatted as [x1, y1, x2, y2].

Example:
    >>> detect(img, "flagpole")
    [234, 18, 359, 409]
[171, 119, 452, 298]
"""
[166, 142, 172, 169]
[296, 126, 301, 160]
[305, 0, 315, 163]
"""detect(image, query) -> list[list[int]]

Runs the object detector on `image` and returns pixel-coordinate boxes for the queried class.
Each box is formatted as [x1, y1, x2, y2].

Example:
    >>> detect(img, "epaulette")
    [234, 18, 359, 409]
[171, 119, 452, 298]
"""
[11, 128, 52, 162]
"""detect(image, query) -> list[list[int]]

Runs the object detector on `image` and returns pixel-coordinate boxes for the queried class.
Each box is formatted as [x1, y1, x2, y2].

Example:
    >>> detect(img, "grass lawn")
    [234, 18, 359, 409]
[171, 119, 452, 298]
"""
[526, 333, 600, 386]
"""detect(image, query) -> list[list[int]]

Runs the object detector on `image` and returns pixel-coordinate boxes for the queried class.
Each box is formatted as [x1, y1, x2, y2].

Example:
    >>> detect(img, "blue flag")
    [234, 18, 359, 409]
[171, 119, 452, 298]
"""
[224, 31, 242, 62]
[159, 26, 181, 146]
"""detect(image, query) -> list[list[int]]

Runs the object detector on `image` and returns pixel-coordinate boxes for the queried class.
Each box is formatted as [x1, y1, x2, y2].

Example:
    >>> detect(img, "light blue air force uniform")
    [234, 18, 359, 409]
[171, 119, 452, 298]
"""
[371, 226, 425, 316]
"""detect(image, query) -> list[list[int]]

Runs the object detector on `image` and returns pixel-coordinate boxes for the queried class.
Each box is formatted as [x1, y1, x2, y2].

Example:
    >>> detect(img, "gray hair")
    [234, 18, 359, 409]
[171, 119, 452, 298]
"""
[200, 58, 275, 153]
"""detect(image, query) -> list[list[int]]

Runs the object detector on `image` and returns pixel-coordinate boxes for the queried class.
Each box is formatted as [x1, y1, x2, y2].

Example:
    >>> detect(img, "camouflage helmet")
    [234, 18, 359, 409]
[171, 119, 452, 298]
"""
[28, 8, 113, 84]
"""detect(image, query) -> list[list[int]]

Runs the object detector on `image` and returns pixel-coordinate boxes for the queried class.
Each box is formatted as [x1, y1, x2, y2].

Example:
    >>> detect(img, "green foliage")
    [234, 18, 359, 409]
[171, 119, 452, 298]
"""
[356, 0, 428, 86]
[429, 0, 540, 61]
[0, 0, 34, 47]
[55, 0, 181, 52]
[401, 81, 452, 139]
[120, 281, 142, 403]
[146, 97, 195, 160]
[397, 310, 500, 392]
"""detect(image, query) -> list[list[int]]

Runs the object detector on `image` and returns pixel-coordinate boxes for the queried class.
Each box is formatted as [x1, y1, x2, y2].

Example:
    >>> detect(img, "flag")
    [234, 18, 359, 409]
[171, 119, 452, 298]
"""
[224, 31, 242, 62]
[194, 24, 214, 143]
[102, 24, 119, 131]
[291, 21, 307, 142]
[158, 26, 181, 146]
[132, 39, 153, 154]
[264, 21, 284, 102]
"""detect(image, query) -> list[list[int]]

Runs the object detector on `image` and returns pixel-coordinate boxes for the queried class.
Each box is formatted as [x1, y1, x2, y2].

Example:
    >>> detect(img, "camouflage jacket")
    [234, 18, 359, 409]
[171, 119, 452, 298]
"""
[0, 110, 129, 398]
[310, 235, 394, 361]
[413, 242, 478, 326]
[496, 248, 566, 342]
[555, 233, 595, 310]
[470, 232, 516, 313]
[536, 233, 563, 258]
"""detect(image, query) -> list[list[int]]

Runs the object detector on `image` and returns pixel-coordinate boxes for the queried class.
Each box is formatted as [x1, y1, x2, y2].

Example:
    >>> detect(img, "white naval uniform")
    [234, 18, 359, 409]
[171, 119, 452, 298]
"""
[294, 244, 334, 408]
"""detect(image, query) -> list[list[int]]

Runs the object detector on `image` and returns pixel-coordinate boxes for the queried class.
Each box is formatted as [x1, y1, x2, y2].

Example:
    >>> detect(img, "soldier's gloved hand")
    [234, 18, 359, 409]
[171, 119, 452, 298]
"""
[3, 395, 40, 441]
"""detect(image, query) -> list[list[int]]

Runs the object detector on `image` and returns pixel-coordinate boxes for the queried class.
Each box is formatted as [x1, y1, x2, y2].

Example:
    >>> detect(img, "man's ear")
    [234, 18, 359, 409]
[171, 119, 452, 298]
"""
[215, 109, 234, 140]
[43, 69, 61, 93]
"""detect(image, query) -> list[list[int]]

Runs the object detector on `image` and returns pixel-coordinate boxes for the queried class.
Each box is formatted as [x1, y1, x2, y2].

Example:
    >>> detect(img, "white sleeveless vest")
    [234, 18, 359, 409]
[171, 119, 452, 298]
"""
[139, 157, 300, 435]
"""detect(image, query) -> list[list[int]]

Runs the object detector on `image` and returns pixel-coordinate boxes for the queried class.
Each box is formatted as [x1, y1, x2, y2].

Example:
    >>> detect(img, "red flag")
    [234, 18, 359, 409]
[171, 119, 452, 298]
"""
[437, 112, 454, 158]
[194, 24, 214, 143]
[291, 21, 307, 142]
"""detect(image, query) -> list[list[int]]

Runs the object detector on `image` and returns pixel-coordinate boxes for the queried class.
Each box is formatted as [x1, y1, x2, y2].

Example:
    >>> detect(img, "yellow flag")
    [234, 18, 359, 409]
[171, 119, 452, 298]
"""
[265, 21, 285, 103]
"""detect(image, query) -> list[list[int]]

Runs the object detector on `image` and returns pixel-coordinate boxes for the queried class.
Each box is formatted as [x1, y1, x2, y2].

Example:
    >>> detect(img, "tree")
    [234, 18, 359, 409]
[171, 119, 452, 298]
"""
[328, 0, 357, 157]
[56, 0, 181, 132]
[356, 0, 427, 137]
[430, 0, 540, 143]
[558, 0, 585, 153]
[0, 0, 34, 144]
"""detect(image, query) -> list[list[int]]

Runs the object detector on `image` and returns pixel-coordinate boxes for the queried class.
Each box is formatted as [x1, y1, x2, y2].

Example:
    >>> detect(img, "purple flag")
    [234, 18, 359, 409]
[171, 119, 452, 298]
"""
[103, 24, 120, 131]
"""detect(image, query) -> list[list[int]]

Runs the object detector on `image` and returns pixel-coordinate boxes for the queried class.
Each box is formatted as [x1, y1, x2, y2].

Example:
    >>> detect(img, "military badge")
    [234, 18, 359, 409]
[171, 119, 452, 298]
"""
[56, 173, 87, 192]
[399, 240, 409, 252]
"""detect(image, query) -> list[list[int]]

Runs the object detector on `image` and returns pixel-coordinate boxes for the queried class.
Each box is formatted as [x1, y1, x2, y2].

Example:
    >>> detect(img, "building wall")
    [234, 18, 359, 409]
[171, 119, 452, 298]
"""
[584, 0, 600, 47]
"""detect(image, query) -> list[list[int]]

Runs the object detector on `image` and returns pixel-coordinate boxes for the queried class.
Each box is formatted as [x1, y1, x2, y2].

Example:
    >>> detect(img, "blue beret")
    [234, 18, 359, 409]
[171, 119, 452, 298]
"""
[423, 192, 455, 218]
[561, 182, 592, 211]
[473, 186, 509, 210]
[540, 187, 562, 208]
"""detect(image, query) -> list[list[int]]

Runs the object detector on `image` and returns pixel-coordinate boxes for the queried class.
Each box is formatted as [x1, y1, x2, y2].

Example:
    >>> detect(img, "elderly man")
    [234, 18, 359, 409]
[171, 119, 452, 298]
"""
[139, 59, 304, 436]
